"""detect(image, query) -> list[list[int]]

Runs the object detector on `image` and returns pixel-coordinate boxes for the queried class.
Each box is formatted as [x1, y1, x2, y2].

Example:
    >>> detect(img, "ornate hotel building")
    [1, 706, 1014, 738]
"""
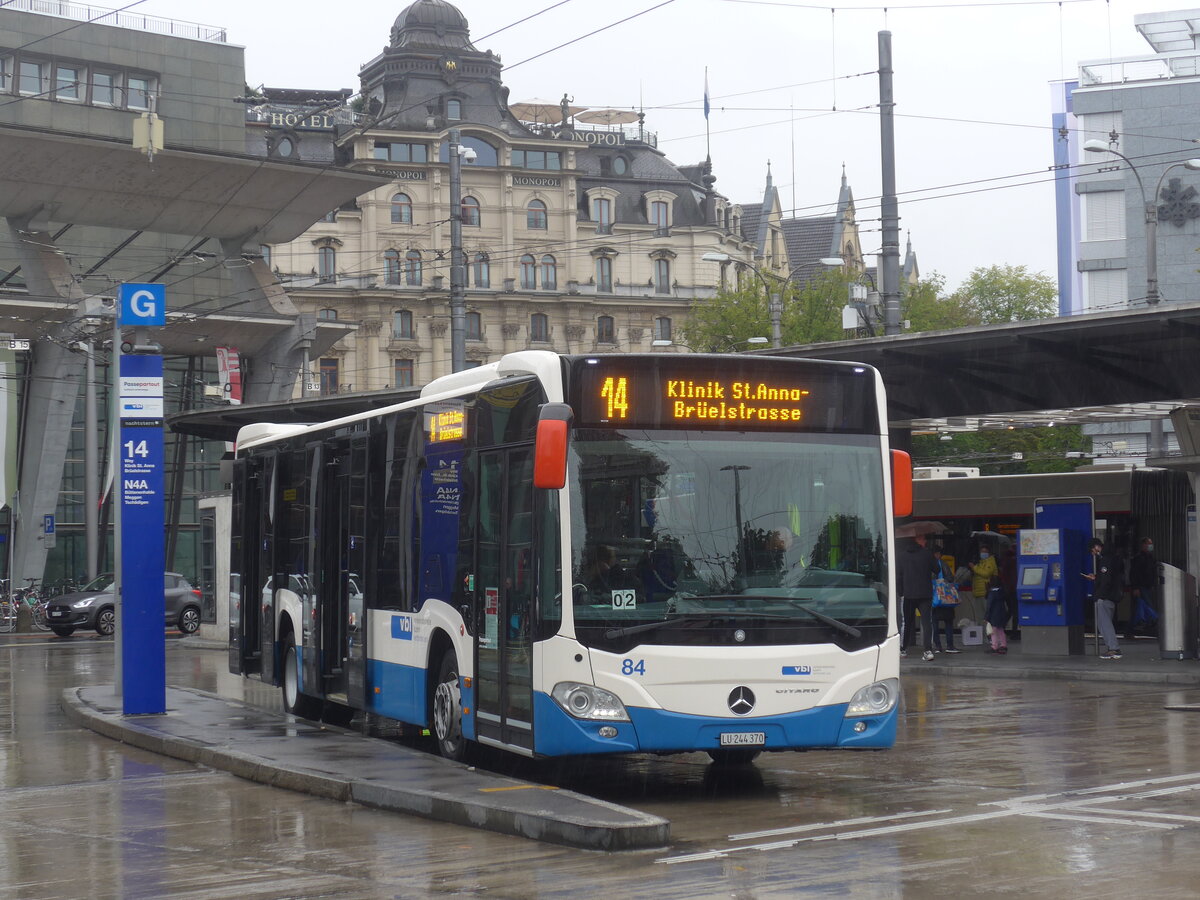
[258, 0, 768, 393]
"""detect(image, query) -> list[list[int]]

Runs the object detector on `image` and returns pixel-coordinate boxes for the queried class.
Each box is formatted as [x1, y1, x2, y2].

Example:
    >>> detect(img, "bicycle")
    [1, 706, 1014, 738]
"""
[0, 600, 16, 633]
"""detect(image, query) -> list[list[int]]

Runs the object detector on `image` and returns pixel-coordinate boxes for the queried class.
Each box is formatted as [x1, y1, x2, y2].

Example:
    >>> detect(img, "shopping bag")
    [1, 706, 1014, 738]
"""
[932, 575, 959, 608]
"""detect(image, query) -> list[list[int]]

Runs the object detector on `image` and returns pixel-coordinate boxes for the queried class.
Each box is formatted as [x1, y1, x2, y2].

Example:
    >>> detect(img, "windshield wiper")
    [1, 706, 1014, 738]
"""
[683, 594, 864, 639]
[604, 614, 723, 640]
[784, 601, 862, 638]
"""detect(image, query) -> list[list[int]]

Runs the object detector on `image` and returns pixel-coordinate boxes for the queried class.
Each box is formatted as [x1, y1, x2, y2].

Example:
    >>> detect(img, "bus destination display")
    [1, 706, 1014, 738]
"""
[571, 358, 877, 433]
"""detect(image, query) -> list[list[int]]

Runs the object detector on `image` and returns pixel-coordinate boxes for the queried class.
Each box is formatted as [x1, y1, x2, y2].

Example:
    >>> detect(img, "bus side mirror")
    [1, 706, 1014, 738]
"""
[892, 449, 912, 517]
[534, 402, 573, 489]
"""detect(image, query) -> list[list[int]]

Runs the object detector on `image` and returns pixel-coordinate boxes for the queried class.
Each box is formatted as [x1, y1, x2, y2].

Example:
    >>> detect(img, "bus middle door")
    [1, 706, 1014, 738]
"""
[474, 446, 535, 753]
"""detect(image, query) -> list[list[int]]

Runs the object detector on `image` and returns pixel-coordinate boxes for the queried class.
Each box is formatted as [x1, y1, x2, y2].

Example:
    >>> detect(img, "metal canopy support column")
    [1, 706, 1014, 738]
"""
[6, 213, 96, 589]
[218, 237, 313, 404]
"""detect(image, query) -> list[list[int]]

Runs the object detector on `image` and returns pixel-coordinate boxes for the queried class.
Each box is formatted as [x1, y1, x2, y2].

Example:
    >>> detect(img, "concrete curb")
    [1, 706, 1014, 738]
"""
[61, 685, 670, 852]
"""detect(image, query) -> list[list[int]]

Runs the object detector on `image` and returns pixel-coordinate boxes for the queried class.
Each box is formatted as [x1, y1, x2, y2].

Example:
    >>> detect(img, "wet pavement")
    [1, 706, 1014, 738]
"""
[2, 631, 1200, 897]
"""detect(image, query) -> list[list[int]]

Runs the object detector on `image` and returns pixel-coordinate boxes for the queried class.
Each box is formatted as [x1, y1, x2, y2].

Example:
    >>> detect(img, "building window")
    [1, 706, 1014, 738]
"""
[317, 308, 338, 320]
[447, 98, 461, 120]
[473, 252, 490, 288]
[540, 254, 557, 290]
[0, 57, 10, 93]
[55, 65, 81, 101]
[612, 156, 629, 176]
[461, 196, 480, 227]
[91, 70, 115, 105]
[393, 309, 414, 339]
[512, 149, 561, 170]
[654, 317, 672, 341]
[1084, 269, 1127, 310]
[391, 193, 413, 225]
[374, 142, 428, 163]
[19, 60, 44, 95]
[405, 250, 422, 286]
[395, 358, 415, 387]
[592, 197, 612, 230]
[126, 75, 152, 109]
[530, 313, 549, 342]
[466, 311, 482, 340]
[520, 254, 537, 290]
[317, 246, 336, 283]
[527, 199, 547, 230]
[650, 200, 669, 229]
[260, 244, 272, 269]
[596, 256, 613, 293]
[438, 136, 498, 167]
[1084, 191, 1126, 242]
[319, 358, 339, 395]
[597, 315, 615, 344]
[654, 258, 671, 294]
[384, 249, 401, 284]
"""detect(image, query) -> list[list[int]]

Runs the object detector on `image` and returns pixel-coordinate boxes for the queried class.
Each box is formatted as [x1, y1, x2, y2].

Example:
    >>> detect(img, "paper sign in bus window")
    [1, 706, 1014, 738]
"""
[611, 589, 636, 609]
[484, 587, 499, 648]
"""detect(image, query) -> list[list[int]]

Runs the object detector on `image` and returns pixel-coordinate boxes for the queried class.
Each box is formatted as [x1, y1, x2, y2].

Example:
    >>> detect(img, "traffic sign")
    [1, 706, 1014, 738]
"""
[43, 514, 54, 534]
[118, 283, 166, 326]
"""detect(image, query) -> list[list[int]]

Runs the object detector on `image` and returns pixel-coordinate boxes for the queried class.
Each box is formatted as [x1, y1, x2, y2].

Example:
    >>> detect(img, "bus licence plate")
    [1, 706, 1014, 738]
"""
[719, 732, 765, 746]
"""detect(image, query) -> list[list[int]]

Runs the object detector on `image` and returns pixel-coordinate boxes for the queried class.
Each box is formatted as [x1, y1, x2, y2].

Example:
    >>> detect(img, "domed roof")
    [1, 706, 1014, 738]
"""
[391, 0, 475, 50]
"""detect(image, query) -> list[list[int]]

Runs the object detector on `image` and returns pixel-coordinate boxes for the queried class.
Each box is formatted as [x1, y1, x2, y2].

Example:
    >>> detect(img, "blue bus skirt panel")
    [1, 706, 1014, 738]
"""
[365, 658, 429, 726]
[532, 692, 898, 756]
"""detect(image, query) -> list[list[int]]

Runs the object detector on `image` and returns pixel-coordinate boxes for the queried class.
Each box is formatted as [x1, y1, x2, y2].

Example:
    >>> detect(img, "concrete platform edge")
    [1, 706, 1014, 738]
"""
[60, 686, 670, 852]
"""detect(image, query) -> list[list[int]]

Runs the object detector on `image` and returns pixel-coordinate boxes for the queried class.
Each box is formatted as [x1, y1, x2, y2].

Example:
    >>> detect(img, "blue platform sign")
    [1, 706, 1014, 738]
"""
[118, 353, 165, 714]
[118, 283, 166, 327]
[43, 514, 55, 534]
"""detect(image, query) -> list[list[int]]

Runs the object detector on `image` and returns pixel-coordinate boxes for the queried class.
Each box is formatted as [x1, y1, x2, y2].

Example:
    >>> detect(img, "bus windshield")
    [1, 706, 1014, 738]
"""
[569, 429, 888, 652]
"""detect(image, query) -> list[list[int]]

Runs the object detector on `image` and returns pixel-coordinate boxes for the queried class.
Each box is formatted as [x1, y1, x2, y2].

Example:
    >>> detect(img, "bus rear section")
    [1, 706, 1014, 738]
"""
[226, 351, 902, 762]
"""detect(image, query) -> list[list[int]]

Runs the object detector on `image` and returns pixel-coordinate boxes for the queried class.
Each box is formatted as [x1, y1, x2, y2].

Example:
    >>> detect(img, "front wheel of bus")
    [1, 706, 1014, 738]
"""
[282, 632, 321, 720]
[432, 651, 466, 761]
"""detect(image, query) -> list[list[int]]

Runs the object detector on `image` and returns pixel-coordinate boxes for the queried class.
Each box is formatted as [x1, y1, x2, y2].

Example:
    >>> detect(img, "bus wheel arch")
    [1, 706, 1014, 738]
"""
[280, 623, 322, 720]
[430, 636, 467, 761]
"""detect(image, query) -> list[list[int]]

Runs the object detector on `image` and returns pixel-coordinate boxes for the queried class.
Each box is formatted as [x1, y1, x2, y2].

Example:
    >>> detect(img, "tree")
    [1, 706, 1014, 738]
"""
[900, 274, 976, 333]
[951, 264, 1057, 324]
[679, 284, 771, 352]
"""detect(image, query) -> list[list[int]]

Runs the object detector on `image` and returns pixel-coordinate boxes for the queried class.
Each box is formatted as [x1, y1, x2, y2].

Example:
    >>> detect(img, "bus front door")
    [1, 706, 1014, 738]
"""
[474, 447, 535, 753]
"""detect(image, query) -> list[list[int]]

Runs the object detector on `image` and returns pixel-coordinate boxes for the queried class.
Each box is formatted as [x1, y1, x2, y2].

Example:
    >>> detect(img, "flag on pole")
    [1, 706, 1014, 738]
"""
[703, 68, 710, 120]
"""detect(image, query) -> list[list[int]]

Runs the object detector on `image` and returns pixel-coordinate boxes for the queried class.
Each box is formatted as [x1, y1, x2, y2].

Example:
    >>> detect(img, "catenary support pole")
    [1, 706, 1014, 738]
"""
[878, 31, 902, 336]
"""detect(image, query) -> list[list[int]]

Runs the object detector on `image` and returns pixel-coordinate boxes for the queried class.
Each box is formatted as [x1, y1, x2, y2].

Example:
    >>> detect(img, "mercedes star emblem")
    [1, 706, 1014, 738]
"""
[728, 686, 756, 716]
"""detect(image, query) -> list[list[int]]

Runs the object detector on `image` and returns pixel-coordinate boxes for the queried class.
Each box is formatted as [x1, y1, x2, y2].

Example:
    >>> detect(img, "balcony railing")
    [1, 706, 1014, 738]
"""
[1080, 51, 1200, 86]
[6, 0, 228, 42]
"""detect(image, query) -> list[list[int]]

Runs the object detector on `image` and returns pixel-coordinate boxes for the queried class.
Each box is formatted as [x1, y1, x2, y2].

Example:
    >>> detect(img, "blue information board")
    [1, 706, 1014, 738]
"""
[118, 353, 165, 714]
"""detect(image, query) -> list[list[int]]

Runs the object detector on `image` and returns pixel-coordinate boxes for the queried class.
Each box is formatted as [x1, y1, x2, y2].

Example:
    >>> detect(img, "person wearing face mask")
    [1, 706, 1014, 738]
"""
[1128, 536, 1159, 638]
[970, 544, 1001, 649]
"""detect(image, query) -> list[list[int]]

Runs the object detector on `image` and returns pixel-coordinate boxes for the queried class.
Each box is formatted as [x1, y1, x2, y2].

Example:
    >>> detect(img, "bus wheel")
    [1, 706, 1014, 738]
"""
[281, 632, 322, 719]
[432, 650, 466, 761]
[707, 748, 762, 766]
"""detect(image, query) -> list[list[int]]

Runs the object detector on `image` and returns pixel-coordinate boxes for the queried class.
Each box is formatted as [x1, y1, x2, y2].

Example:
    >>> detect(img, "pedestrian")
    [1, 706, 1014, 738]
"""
[898, 532, 941, 661]
[931, 546, 962, 654]
[985, 581, 1009, 654]
[1083, 538, 1123, 660]
[969, 543, 998, 607]
[1128, 536, 1159, 637]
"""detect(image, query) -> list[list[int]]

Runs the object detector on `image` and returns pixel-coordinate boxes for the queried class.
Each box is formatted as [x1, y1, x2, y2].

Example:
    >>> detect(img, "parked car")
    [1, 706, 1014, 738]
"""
[45, 573, 202, 637]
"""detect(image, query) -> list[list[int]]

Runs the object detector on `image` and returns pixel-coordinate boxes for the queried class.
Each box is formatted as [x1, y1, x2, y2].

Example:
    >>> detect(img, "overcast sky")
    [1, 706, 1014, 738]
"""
[138, 0, 1191, 289]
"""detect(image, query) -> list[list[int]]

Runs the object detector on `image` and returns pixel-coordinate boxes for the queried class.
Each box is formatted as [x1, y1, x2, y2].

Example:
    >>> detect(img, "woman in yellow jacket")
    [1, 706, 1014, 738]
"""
[970, 544, 999, 627]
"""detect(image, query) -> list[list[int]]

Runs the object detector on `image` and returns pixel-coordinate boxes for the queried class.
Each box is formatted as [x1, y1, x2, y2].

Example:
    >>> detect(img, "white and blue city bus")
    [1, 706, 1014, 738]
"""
[228, 351, 911, 763]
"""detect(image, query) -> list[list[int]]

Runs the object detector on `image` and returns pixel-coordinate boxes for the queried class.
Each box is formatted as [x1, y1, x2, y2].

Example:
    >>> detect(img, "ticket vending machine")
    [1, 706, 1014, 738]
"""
[1017, 526, 1086, 655]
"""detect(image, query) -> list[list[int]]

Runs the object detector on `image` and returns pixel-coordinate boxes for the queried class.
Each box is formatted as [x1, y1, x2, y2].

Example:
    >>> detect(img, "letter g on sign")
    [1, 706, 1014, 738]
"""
[118, 283, 166, 326]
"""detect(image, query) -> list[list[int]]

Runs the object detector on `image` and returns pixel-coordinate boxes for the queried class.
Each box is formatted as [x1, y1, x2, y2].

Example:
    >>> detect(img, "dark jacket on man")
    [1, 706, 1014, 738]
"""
[1093, 550, 1125, 603]
[897, 542, 940, 600]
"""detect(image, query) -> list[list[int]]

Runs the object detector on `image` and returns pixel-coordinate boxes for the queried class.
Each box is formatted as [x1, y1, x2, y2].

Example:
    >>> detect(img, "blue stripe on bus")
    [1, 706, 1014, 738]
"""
[532, 692, 897, 756]
[365, 658, 428, 725]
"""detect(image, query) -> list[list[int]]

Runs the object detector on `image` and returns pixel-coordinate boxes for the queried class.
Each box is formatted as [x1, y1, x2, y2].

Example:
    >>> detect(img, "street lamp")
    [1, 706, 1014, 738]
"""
[702, 252, 783, 348]
[447, 129, 477, 372]
[1083, 139, 1200, 305]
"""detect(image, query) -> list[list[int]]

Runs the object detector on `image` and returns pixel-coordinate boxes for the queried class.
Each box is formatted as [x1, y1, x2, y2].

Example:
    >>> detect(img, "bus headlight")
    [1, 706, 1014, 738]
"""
[845, 678, 898, 717]
[551, 682, 631, 722]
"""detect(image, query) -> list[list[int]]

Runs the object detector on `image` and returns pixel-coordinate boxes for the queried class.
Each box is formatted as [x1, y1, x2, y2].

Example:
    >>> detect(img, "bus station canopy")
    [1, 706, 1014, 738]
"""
[0, 124, 388, 243]
[776, 300, 1200, 432]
